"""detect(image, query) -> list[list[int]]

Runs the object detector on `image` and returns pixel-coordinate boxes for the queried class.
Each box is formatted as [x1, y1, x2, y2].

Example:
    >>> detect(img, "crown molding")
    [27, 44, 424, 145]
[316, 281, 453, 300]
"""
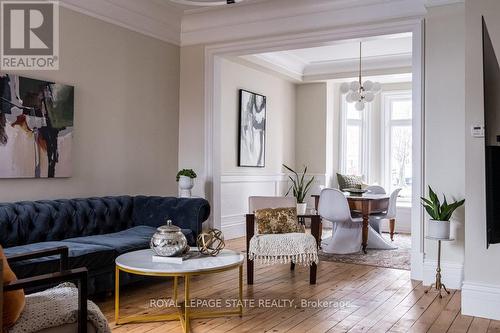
[181, 0, 426, 46]
[240, 51, 412, 82]
[59, 0, 182, 45]
[425, 0, 464, 8]
[238, 55, 303, 82]
[305, 52, 412, 76]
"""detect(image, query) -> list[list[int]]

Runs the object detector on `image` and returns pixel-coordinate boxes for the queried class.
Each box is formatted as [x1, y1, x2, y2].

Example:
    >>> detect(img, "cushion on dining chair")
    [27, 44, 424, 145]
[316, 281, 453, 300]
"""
[254, 207, 305, 234]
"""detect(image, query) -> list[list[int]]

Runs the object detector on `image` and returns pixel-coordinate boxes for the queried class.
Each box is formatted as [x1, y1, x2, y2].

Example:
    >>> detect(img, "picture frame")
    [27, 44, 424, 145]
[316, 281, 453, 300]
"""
[238, 89, 266, 167]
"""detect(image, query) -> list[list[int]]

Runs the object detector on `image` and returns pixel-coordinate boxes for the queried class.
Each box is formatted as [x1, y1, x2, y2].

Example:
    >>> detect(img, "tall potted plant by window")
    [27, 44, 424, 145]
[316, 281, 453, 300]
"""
[421, 186, 464, 239]
[283, 164, 315, 215]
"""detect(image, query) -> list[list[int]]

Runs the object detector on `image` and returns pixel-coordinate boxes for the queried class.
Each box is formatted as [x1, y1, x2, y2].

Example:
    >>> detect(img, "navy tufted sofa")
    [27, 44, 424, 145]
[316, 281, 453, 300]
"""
[0, 196, 210, 295]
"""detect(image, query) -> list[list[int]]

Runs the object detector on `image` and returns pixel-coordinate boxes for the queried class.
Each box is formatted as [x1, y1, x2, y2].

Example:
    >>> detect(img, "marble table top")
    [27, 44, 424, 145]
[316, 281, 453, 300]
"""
[116, 248, 244, 274]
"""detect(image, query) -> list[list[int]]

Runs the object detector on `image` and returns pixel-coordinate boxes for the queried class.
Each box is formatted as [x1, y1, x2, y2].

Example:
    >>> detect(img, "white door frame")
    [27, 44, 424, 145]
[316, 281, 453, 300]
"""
[203, 18, 426, 281]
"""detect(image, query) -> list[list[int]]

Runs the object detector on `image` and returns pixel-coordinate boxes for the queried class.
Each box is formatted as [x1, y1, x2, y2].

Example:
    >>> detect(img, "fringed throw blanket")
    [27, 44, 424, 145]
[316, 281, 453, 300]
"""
[8, 282, 111, 333]
[249, 233, 318, 266]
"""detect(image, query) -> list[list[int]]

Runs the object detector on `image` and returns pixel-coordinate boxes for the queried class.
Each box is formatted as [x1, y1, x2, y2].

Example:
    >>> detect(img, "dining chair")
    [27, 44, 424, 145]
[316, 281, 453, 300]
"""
[318, 188, 364, 254]
[366, 185, 386, 194]
[246, 196, 321, 285]
[369, 188, 402, 240]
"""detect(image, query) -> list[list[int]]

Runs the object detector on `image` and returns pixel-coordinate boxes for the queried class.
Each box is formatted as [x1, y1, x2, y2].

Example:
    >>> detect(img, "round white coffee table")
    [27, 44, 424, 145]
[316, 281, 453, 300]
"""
[115, 249, 244, 333]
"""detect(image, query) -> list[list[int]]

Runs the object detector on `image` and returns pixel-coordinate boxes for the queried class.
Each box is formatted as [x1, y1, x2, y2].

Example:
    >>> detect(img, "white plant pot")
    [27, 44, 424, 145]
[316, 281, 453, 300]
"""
[296, 203, 307, 215]
[178, 176, 194, 198]
[427, 219, 451, 239]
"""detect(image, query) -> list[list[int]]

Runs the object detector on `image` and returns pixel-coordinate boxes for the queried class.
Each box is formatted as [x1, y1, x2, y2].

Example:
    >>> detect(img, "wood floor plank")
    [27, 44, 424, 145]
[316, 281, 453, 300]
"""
[488, 320, 500, 333]
[405, 290, 456, 332]
[426, 291, 462, 333]
[468, 317, 491, 333]
[94, 236, 496, 333]
[386, 284, 440, 332]
[347, 277, 420, 332]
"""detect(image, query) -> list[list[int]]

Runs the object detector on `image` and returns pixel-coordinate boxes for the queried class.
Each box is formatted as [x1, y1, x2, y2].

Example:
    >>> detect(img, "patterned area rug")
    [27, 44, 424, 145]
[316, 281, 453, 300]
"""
[319, 232, 411, 270]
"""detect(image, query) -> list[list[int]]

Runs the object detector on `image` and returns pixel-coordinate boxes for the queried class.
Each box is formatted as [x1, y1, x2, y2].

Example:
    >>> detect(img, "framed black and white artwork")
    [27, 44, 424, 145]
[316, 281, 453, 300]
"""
[238, 89, 266, 167]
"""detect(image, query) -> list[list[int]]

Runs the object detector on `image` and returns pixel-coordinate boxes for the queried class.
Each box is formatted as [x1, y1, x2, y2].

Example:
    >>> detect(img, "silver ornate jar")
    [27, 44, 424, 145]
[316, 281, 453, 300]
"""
[150, 220, 188, 257]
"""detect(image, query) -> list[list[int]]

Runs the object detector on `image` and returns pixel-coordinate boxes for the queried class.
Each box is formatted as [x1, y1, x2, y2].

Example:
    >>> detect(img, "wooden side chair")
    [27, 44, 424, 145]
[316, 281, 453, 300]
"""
[1, 246, 95, 333]
[246, 196, 321, 285]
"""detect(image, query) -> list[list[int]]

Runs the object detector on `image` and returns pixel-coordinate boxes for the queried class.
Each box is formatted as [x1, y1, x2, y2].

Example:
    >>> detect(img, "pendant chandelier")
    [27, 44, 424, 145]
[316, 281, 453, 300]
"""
[340, 42, 381, 111]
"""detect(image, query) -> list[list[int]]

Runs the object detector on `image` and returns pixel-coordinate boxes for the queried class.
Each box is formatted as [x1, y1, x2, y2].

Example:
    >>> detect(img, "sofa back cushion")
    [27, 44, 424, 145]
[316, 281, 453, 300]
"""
[0, 196, 133, 247]
[132, 196, 210, 239]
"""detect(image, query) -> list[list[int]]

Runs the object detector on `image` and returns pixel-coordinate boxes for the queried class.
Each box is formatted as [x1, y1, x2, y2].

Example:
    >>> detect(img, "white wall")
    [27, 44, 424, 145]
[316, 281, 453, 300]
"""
[423, 4, 466, 289]
[0, 7, 180, 201]
[295, 83, 328, 175]
[220, 58, 296, 238]
[179, 45, 206, 198]
[462, 0, 500, 320]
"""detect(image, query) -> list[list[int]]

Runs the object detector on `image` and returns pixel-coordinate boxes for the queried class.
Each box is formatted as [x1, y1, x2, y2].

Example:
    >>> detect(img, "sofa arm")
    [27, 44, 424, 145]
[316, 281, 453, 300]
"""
[169, 198, 211, 238]
[133, 196, 211, 239]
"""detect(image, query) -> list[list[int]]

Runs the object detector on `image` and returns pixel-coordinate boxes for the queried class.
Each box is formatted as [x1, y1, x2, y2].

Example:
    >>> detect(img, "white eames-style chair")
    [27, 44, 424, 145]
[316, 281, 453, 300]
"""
[365, 185, 386, 194]
[369, 188, 402, 240]
[365, 185, 386, 232]
[318, 188, 396, 254]
[318, 188, 363, 254]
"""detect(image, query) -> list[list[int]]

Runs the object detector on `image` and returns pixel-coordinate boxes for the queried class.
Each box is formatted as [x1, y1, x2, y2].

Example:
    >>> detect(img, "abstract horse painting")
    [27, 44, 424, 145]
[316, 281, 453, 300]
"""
[0, 74, 74, 178]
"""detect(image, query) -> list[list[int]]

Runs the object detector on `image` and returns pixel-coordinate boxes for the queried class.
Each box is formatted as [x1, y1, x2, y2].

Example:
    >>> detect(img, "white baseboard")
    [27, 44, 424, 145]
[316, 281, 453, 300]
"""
[423, 259, 463, 290]
[462, 281, 500, 320]
[221, 214, 246, 239]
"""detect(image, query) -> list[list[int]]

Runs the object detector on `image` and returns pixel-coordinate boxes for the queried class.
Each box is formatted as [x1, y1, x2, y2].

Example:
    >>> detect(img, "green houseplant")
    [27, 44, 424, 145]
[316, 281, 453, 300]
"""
[283, 164, 315, 215]
[421, 186, 464, 239]
[176, 169, 197, 198]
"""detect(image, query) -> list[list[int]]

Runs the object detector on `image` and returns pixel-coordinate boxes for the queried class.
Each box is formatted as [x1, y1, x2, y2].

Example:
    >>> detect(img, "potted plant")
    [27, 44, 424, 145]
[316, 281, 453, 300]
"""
[421, 186, 464, 239]
[283, 164, 315, 215]
[176, 169, 197, 198]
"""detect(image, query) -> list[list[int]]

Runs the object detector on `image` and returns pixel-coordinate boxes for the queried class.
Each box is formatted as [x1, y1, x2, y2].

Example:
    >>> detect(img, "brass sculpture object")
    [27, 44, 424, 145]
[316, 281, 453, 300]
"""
[197, 228, 225, 256]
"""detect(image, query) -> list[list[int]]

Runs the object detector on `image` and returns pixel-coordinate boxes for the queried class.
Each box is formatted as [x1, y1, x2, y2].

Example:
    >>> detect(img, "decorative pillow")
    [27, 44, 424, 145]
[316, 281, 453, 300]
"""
[337, 173, 364, 190]
[254, 207, 305, 234]
[1, 245, 25, 328]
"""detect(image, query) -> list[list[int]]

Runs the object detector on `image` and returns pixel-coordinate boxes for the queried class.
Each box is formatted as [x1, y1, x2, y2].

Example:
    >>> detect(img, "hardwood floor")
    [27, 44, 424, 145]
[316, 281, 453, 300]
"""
[98, 237, 500, 333]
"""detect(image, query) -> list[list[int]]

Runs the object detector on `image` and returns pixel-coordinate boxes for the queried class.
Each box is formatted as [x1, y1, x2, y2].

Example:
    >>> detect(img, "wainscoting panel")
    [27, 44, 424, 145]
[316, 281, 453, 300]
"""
[220, 173, 326, 239]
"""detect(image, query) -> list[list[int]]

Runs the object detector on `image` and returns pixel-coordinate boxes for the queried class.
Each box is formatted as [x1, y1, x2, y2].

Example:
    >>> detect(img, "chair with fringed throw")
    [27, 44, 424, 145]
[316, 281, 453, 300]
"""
[245, 196, 321, 285]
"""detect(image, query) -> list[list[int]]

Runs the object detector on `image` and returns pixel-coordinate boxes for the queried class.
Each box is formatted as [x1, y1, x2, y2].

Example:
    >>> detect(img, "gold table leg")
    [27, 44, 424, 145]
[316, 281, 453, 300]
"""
[239, 265, 243, 317]
[173, 276, 178, 303]
[114, 263, 244, 331]
[184, 275, 190, 333]
[115, 266, 120, 323]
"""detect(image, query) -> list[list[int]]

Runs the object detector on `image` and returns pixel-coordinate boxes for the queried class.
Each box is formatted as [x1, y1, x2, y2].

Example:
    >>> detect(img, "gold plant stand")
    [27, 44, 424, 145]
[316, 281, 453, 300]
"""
[424, 236, 454, 298]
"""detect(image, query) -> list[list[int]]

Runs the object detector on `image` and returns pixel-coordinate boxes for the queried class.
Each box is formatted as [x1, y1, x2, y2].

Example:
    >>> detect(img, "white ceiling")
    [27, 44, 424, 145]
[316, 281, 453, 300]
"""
[238, 33, 413, 82]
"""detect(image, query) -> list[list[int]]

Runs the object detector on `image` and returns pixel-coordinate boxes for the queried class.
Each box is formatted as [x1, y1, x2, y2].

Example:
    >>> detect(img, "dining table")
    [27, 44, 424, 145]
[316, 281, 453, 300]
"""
[311, 192, 390, 253]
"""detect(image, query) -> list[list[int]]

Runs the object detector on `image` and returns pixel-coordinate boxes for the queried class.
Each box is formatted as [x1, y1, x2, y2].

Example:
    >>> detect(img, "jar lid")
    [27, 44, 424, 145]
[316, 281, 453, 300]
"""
[157, 220, 180, 233]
